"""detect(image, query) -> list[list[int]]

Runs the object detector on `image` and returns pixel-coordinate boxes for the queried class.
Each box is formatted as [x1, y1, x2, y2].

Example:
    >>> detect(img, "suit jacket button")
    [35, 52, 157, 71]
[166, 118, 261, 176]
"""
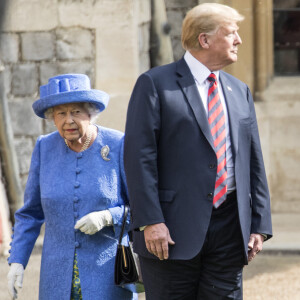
[207, 193, 213, 198]
[209, 164, 215, 169]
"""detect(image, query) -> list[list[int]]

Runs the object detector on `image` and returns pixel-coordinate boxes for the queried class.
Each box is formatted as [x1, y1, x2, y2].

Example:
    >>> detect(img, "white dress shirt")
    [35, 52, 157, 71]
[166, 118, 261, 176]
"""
[184, 51, 236, 193]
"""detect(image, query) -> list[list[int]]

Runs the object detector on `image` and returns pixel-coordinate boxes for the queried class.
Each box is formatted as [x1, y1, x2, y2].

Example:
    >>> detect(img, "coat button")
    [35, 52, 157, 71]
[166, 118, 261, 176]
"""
[76, 168, 81, 174]
[75, 242, 80, 248]
[209, 164, 215, 169]
[207, 193, 213, 198]
[74, 182, 80, 188]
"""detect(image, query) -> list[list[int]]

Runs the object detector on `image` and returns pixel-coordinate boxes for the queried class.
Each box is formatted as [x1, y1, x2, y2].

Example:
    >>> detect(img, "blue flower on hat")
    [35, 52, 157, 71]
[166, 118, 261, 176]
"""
[32, 74, 109, 118]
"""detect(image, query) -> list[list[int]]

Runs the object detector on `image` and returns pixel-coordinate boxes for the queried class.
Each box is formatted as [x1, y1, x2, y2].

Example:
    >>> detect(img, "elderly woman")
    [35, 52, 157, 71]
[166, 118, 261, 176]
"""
[7, 74, 136, 300]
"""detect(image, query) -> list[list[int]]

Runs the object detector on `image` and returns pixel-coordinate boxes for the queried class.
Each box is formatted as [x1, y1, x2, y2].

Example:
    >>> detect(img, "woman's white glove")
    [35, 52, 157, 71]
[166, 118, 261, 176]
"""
[7, 263, 24, 299]
[74, 210, 113, 235]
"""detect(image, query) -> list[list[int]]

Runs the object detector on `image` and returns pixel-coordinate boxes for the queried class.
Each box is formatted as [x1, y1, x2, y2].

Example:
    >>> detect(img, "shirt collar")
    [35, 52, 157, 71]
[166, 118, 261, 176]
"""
[184, 51, 220, 84]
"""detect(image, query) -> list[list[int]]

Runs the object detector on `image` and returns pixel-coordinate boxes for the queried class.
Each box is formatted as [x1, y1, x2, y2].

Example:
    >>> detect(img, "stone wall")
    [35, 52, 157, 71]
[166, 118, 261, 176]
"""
[0, 0, 151, 188]
[2, 0, 298, 214]
[1, 28, 97, 187]
[165, 0, 198, 61]
[256, 77, 300, 213]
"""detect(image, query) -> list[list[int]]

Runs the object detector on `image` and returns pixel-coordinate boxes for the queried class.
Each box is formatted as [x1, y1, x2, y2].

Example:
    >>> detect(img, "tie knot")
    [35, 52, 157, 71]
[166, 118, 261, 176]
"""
[207, 73, 217, 83]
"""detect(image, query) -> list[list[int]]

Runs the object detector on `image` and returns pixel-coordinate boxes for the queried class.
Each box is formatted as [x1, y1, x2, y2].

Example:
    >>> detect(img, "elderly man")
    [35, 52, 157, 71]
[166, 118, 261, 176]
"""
[124, 3, 272, 300]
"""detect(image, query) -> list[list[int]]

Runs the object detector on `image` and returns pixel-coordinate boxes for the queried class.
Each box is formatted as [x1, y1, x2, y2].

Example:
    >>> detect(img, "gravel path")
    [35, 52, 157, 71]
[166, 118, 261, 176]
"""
[1, 253, 300, 299]
[244, 254, 300, 300]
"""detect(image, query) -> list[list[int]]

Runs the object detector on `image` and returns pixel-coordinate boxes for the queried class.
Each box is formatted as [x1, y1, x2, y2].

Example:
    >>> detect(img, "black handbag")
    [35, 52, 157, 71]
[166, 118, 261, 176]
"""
[114, 205, 145, 293]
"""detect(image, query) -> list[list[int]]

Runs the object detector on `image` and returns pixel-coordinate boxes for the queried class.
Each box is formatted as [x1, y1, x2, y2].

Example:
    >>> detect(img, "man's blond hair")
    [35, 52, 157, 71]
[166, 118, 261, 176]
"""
[181, 3, 244, 51]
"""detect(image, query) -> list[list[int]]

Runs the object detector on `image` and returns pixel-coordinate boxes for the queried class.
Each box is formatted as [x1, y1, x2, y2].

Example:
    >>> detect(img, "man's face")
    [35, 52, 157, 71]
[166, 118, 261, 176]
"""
[206, 22, 242, 68]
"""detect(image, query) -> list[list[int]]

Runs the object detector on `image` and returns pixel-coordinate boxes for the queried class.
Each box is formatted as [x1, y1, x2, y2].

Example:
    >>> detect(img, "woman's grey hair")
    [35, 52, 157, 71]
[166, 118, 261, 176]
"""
[44, 102, 100, 123]
[181, 3, 244, 51]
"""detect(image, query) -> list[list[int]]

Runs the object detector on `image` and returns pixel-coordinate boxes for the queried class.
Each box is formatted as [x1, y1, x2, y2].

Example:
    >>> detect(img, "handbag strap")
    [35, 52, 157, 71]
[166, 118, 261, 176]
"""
[118, 205, 129, 245]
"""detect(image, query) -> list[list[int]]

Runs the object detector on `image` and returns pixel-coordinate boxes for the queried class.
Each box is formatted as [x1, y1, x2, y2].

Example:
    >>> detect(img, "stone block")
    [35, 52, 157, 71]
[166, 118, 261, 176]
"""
[58, 0, 133, 28]
[58, 0, 101, 28]
[3, 0, 58, 31]
[21, 32, 55, 61]
[95, 23, 139, 95]
[261, 77, 300, 102]
[56, 28, 93, 60]
[0, 66, 12, 96]
[270, 114, 300, 149]
[12, 63, 38, 96]
[14, 137, 34, 174]
[0, 33, 19, 63]
[40, 62, 59, 85]
[9, 100, 42, 136]
[58, 61, 94, 85]
[270, 149, 300, 213]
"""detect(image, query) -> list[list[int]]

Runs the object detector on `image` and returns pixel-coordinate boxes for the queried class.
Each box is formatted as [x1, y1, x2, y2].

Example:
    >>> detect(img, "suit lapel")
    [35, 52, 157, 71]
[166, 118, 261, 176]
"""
[176, 59, 214, 150]
[219, 72, 239, 156]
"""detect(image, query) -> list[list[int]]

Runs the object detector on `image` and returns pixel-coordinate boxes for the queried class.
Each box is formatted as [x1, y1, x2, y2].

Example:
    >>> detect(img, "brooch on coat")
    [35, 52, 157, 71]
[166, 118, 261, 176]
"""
[101, 145, 111, 161]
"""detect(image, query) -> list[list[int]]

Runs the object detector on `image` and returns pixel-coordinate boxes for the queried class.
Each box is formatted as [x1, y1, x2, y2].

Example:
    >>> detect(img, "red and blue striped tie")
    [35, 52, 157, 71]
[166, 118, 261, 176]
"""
[207, 73, 227, 208]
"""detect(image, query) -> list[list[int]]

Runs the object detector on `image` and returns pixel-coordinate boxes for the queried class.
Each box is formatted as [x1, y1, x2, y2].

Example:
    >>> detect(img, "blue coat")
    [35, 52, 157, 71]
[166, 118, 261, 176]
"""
[124, 58, 272, 262]
[8, 125, 135, 300]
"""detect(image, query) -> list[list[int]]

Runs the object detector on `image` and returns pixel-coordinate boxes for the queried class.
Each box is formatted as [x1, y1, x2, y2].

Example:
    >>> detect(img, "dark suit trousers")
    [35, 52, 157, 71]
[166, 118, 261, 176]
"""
[139, 192, 245, 300]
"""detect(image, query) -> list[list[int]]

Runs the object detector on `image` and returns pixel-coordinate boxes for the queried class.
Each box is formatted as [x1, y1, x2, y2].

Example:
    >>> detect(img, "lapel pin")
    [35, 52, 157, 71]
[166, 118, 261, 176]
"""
[227, 86, 232, 91]
[101, 145, 111, 161]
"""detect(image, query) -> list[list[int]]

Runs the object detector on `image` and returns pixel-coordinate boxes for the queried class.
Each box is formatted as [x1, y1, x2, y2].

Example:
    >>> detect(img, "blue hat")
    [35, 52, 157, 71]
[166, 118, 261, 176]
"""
[32, 74, 109, 118]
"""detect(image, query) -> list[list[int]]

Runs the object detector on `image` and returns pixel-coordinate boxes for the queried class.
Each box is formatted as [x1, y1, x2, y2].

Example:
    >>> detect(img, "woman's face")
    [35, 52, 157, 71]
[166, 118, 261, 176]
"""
[53, 103, 91, 142]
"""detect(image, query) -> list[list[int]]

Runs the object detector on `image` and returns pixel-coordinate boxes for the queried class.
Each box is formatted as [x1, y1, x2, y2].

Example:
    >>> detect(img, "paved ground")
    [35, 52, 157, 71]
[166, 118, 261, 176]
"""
[1, 213, 299, 299]
[1, 253, 300, 300]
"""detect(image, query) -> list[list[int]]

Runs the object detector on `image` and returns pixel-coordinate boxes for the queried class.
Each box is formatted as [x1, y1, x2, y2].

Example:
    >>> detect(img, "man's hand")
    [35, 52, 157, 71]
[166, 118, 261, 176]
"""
[248, 233, 264, 262]
[144, 223, 175, 260]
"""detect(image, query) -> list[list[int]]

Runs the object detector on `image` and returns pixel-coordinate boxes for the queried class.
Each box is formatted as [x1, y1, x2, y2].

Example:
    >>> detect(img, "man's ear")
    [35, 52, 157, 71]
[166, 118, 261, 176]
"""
[198, 33, 210, 49]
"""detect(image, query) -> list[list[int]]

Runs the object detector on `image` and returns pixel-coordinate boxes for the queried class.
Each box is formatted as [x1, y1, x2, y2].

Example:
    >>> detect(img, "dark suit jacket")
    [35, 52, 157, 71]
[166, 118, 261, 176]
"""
[124, 58, 272, 262]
